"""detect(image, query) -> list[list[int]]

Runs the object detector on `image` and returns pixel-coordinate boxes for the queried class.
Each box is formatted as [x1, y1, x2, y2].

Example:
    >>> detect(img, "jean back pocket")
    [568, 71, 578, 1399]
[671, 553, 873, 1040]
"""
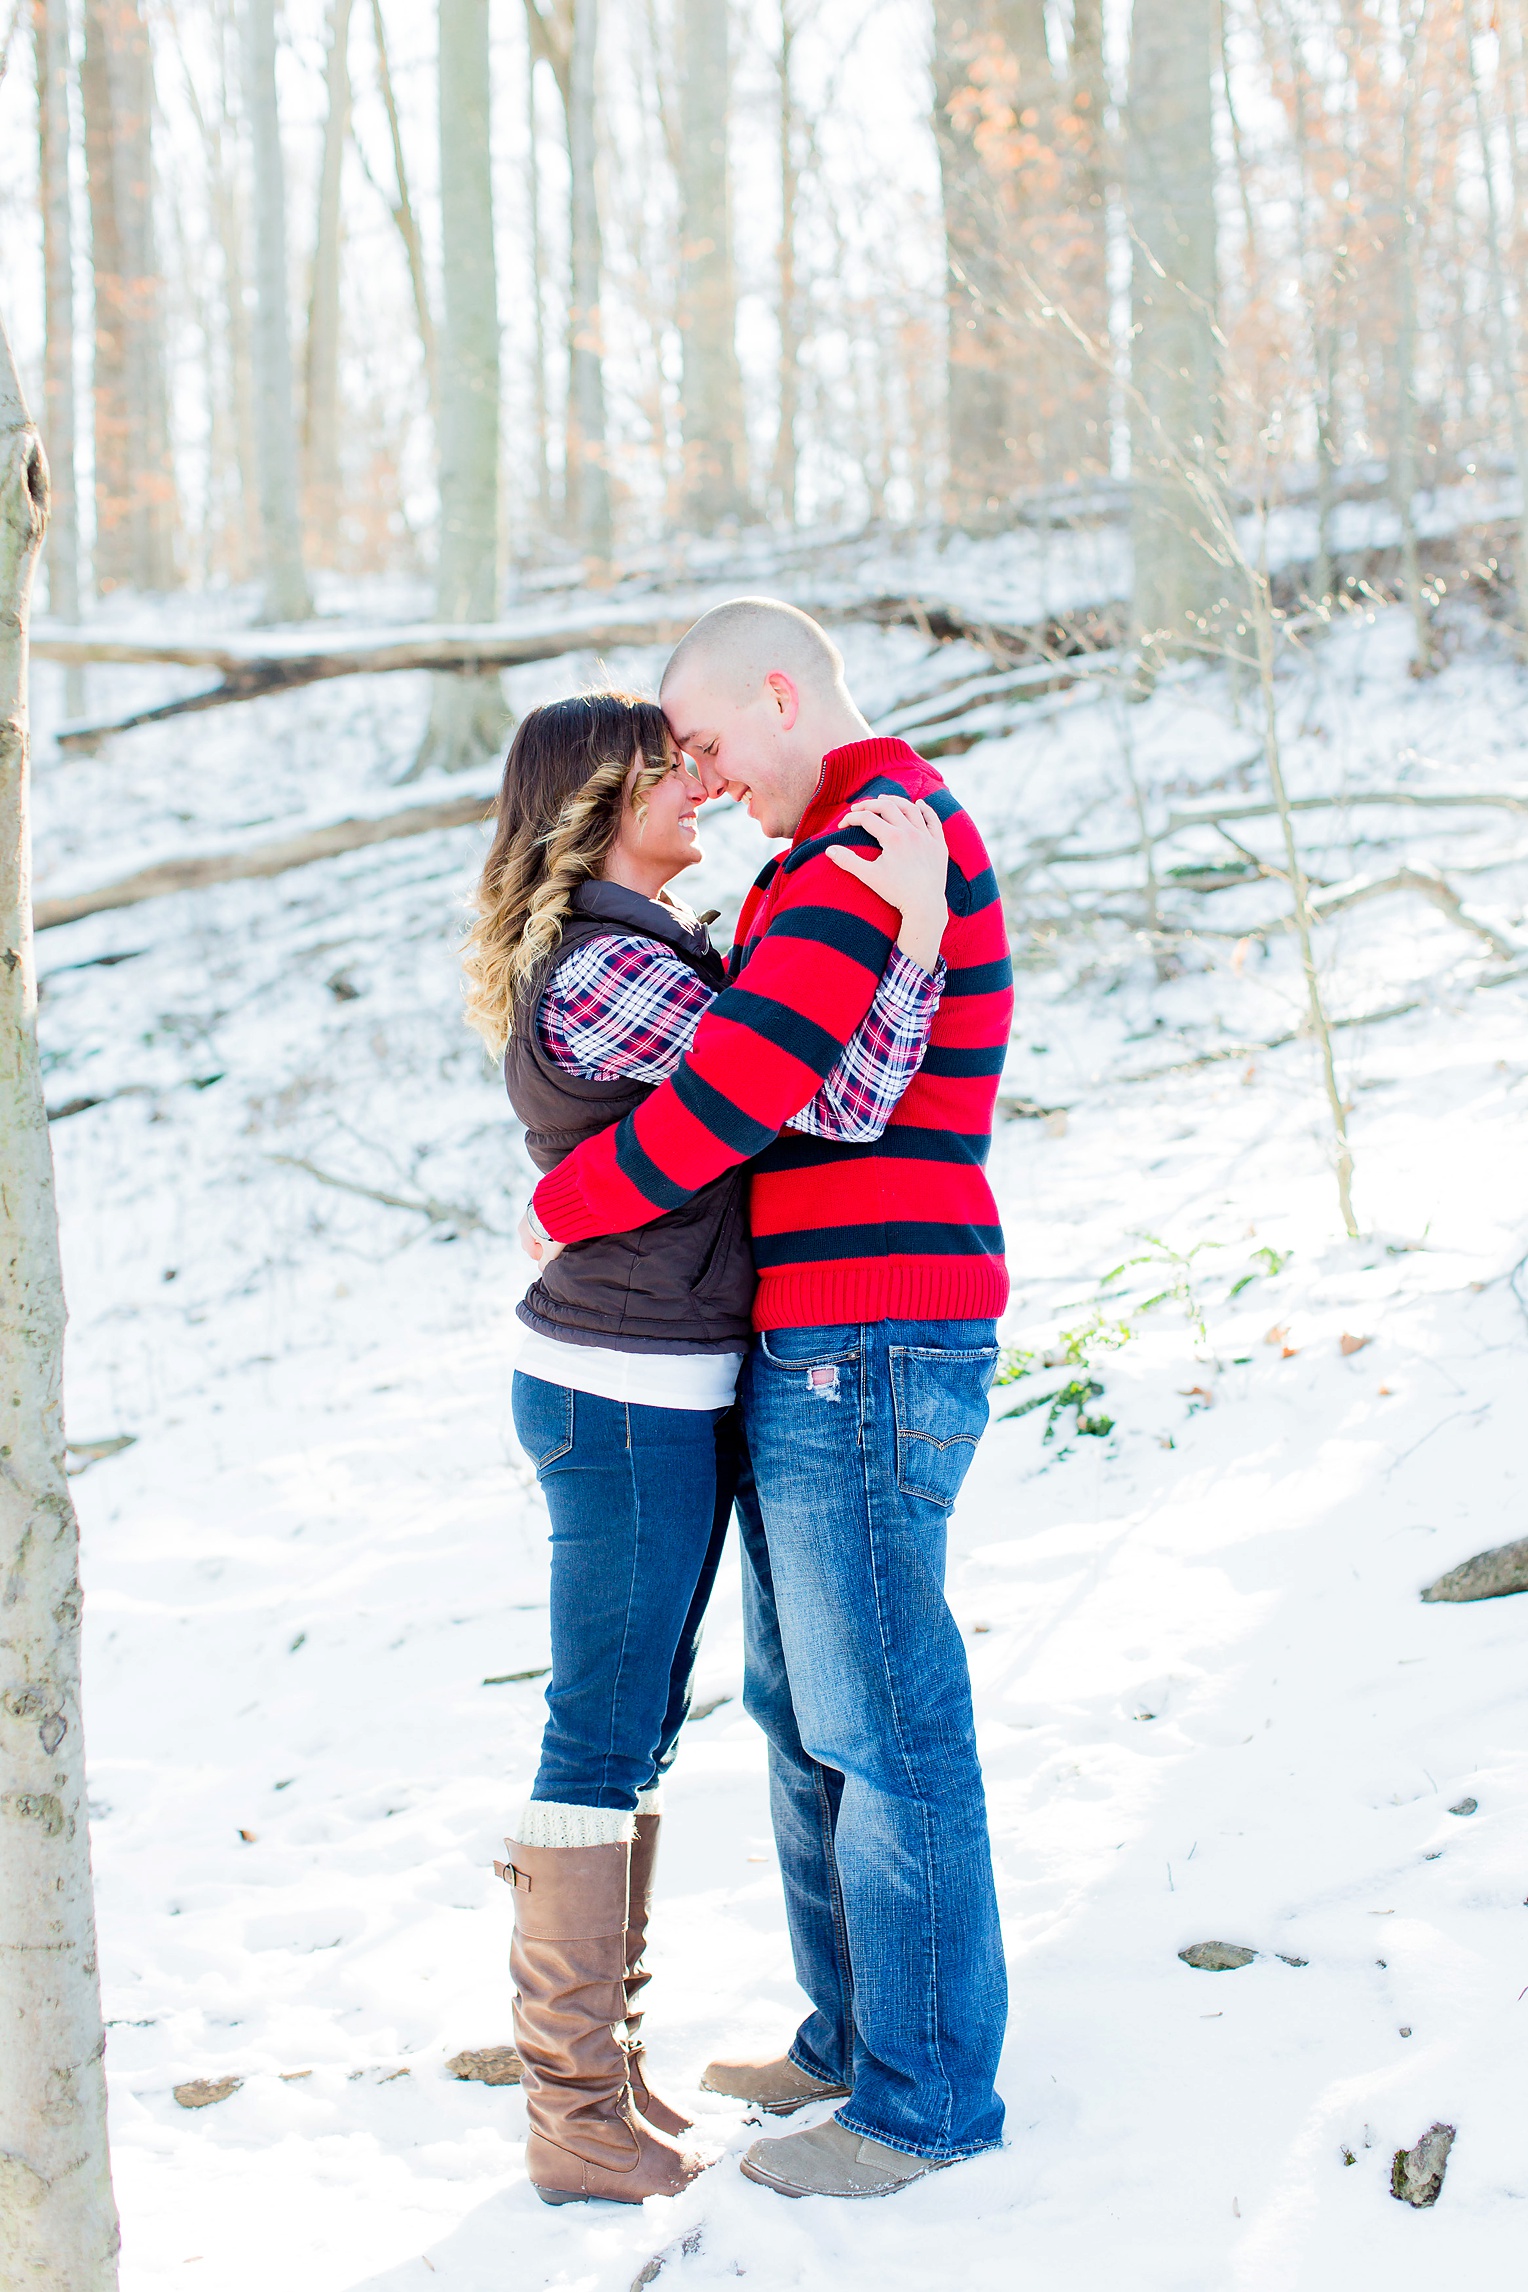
[889, 1343, 998, 1508]
[512, 1372, 575, 1468]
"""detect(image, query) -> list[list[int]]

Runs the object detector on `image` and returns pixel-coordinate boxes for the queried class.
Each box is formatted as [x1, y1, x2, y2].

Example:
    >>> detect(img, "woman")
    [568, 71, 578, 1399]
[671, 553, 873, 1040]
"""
[462, 692, 949, 2206]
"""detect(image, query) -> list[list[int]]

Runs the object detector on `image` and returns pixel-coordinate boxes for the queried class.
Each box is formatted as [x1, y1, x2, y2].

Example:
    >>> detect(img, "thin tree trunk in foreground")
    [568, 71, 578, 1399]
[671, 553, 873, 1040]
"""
[0, 313, 121, 2292]
[244, 0, 313, 621]
[413, 0, 506, 775]
[34, 0, 84, 717]
[305, 0, 354, 558]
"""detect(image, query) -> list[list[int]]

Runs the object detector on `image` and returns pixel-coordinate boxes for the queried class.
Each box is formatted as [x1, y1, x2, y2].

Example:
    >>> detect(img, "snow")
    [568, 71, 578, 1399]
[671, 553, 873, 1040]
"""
[29, 575, 1528, 2289]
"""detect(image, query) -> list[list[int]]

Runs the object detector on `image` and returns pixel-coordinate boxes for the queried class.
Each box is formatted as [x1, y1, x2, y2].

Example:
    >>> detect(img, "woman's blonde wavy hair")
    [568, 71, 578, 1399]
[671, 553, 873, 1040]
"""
[463, 691, 675, 1056]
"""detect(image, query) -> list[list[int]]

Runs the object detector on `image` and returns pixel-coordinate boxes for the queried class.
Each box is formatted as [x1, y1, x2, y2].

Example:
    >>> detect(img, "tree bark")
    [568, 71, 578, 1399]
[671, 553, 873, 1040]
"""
[34, 0, 83, 709]
[1126, 0, 1222, 648]
[0, 313, 121, 2292]
[678, 0, 747, 531]
[80, 0, 177, 594]
[565, 0, 612, 560]
[243, 0, 313, 622]
[414, 0, 506, 775]
[304, 0, 354, 561]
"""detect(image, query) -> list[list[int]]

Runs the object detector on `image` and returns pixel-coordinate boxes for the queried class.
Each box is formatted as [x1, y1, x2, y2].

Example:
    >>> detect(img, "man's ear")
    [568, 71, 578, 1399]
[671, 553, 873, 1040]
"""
[765, 670, 800, 729]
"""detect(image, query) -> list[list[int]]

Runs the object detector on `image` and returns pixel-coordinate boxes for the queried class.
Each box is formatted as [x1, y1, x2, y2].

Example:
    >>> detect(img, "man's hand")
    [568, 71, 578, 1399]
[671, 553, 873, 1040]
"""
[826, 795, 948, 973]
[519, 1209, 564, 1267]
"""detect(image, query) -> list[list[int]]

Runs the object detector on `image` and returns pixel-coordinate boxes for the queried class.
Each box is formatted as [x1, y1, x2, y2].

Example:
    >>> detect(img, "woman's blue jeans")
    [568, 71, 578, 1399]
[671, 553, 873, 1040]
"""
[511, 1373, 738, 1809]
[736, 1319, 1007, 2162]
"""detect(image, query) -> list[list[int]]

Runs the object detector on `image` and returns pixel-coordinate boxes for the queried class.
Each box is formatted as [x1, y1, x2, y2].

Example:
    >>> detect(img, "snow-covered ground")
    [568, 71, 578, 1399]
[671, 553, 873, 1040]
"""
[29, 576, 1528, 2289]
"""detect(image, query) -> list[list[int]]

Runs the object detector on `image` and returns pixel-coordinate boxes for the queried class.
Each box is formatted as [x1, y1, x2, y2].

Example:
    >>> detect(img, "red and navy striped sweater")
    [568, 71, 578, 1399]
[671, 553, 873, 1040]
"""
[532, 735, 1013, 1330]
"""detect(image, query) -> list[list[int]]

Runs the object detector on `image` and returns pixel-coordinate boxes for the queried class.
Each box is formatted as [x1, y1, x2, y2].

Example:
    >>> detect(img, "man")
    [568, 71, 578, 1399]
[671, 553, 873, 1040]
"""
[526, 599, 1012, 2200]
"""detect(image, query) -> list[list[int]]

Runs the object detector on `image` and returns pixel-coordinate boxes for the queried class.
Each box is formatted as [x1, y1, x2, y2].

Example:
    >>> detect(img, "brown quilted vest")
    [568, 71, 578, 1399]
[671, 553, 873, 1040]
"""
[504, 879, 755, 1356]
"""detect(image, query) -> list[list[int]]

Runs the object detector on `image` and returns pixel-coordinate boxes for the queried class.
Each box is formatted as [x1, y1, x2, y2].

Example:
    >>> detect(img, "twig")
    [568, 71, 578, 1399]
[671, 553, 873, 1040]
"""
[1112, 995, 1428, 1081]
[266, 1153, 487, 1231]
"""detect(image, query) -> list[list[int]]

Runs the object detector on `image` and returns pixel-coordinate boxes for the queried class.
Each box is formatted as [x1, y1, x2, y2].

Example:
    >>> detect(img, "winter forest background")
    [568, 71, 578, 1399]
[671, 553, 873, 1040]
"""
[3, 0, 1528, 2286]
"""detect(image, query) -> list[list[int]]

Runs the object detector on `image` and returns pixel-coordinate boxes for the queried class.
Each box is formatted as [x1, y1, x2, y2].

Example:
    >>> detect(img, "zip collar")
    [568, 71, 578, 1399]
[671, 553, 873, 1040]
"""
[792, 736, 926, 849]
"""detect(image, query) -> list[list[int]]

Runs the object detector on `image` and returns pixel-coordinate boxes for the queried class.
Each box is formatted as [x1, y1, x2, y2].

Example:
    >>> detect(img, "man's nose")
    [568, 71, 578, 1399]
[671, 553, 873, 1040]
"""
[694, 755, 729, 800]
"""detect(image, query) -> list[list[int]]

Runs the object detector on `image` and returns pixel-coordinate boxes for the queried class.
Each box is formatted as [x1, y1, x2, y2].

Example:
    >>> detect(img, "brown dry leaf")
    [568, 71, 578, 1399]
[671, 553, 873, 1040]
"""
[1241, 1063, 1257, 1085]
[173, 2077, 243, 2110]
[1232, 938, 1253, 974]
[1378, 1384, 1393, 1397]
[445, 2046, 522, 2087]
[238, 1828, 256, 1843]
[1340, 1332, 1373, 1357]
[1180, 1385, 1216, 1407]
[1282, 1346, 1300, 1359]
[1264, 1324, 1288, 1347]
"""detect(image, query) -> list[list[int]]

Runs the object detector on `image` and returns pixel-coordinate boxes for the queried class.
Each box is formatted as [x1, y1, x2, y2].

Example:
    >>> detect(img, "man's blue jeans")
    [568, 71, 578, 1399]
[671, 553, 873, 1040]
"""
[737, 1318, 1007, 2162]
[511, 1375, 738, 1808]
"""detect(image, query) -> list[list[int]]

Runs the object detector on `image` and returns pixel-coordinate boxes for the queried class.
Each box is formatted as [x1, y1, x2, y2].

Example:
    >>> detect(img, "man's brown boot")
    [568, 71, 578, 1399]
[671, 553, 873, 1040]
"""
[500, 1838, 703, 2205]
[623, 1811, 691, 2135]
[701, 2051, 852, 2114]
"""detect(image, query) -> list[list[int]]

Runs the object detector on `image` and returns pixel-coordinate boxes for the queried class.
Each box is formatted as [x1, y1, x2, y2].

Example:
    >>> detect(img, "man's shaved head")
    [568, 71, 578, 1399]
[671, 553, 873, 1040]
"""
[660, 598, 846, 712]
[659, 597, 868, 839]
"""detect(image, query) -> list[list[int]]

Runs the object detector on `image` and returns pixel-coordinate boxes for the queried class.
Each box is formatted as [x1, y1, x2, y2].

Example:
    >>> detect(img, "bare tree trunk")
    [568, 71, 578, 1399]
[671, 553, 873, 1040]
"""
[932, 0, 1048, 524]
[771, 2, 800, 528]
[526, 45, 553, 532]
[243, 0, 312, 621]
[81, 0, 177, 593]
[0, 314, 121, 2292]
[1127, 0, 1221, 651]
[1392, 8, 1432, 675]
[305, 0, 353, 561]
[1066, 0, 1112, 481]
[678, 0, 747, 531]
[414, 0, 506, 775]
[368, 0, 438, 419]
[566, 0, 611, 560]
[1465, 0, 1528, 652]
[34, 0, 85, 716]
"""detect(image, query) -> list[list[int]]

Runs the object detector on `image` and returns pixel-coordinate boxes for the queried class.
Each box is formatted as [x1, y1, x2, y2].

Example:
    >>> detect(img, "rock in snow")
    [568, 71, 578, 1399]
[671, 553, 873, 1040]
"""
[1421, 1537, 1528, 1602]
[1179, 1941, 1258, 1970]
[1390, 2122, 1456, 2207]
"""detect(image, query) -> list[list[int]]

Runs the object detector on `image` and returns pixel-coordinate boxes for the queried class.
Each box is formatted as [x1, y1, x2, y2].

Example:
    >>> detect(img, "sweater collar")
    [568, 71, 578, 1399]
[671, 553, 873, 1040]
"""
[793, 736, 923, 848]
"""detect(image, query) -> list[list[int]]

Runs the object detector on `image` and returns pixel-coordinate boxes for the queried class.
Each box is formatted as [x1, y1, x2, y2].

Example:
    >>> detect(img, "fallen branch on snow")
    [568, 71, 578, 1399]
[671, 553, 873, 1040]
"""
[33, 790, 493, 930]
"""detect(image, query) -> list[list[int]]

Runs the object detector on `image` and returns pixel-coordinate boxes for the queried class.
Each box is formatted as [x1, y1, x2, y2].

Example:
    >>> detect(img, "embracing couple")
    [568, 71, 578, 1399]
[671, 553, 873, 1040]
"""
[464, 600, 1012, 2206]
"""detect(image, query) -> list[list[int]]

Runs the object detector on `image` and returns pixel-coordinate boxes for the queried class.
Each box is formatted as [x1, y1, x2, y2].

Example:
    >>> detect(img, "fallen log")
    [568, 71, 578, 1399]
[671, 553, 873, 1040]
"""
[33, 789, 493, 930]
[36, 615, 702, 750]
[1166, 788, 1528, 833]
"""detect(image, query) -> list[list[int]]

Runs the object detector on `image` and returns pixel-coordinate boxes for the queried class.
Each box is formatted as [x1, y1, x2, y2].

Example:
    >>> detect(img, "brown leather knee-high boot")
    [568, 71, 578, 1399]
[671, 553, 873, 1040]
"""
[624, 1813, 692, 2136]
[500, 1838, 701, 2205]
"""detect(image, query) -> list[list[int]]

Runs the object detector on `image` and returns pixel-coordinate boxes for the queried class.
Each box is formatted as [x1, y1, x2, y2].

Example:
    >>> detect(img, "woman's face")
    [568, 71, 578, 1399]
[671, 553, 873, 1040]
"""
[610, 740, 707, 889]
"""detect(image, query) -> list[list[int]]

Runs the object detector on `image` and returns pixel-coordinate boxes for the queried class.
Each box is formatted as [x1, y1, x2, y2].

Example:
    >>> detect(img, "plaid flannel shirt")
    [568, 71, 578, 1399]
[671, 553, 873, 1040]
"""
[538, 932, 945, 1143]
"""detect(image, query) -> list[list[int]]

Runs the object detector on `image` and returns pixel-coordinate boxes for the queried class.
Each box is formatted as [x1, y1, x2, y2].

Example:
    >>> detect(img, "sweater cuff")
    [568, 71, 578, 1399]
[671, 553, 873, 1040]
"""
[532, 1157, 600, 1244]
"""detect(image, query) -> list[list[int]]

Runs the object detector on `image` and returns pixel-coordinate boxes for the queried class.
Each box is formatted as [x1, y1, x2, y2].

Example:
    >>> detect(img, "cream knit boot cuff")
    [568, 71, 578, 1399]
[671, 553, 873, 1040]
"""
[512, 1800, 637, 1850]
[635, 1786, 663, 1815]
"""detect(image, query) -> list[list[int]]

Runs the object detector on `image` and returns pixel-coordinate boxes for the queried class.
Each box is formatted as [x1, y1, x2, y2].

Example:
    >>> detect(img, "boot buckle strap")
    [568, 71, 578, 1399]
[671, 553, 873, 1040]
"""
[493, 1857, 531, 1891]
